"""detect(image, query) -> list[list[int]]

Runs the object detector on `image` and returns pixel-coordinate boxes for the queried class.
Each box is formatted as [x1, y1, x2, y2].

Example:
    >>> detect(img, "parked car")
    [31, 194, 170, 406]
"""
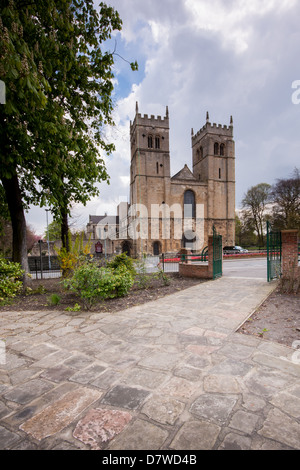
[223, 245, 248, 254]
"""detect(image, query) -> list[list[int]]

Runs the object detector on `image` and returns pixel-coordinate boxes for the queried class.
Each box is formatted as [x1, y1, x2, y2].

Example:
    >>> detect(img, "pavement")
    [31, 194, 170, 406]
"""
[0, 273, 300, 451]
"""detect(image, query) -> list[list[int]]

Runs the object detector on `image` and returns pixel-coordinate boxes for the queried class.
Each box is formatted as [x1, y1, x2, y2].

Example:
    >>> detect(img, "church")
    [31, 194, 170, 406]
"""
[86, 103, 235, 257]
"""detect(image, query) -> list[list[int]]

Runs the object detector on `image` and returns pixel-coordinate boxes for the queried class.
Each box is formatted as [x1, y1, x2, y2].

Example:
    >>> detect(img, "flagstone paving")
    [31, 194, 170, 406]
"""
[0, 276, 299, 450]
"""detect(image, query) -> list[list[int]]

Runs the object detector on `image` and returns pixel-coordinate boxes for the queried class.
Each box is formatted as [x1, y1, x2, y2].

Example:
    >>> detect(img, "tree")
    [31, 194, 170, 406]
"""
[0, 217, 39, 256]
[241, 183, 272, 246]
[0, 1, 135, 278]
[44, 220, 61, 242]
[235, 213, 257, 247]
[0, 1, 49, 275]
[271, 168, 300, 232]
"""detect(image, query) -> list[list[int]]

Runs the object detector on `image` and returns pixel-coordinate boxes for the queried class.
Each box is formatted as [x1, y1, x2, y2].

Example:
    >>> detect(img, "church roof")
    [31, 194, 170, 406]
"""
[89, 215, 119, 225]
[171, 164, 197, 181]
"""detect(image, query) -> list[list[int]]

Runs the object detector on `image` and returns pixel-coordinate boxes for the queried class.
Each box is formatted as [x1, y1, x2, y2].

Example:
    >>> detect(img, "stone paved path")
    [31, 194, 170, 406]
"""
[0, 276, 299, 450]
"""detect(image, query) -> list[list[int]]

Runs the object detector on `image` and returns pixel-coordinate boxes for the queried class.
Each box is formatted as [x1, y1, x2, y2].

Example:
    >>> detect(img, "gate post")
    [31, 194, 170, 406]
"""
[281, 230, 299, 282]
[267, 221, 282, 282]
[212, 225, 223, 279]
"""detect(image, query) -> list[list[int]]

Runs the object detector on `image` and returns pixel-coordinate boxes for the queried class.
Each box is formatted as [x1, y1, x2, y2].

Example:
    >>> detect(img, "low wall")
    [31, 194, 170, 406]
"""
[179, 263, 212, 279]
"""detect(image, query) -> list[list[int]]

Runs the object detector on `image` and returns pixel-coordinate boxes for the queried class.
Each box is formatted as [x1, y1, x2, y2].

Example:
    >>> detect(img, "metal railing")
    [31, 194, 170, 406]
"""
[28, 255, 62, 279]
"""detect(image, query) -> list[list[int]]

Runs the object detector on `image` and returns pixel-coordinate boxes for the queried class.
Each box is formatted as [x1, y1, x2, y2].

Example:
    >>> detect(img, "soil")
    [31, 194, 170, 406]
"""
[0, 273, 205, 315]
[1, 274, 299, 349]
[237, 287, 300, 349]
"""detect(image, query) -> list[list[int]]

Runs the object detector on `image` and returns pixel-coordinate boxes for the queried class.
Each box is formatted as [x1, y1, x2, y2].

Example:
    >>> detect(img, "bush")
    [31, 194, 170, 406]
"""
[64, 262, 134, 309]
[107, 253, 137, 277]
[0, 257, 24, 302]
[47, 293, 61, 306]
[56, 232, 92, 277]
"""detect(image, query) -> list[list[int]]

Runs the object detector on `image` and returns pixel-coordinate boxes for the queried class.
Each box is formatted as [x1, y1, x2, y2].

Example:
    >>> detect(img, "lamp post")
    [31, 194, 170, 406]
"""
[104, 225, 108, 259]
[45, 209, 51, 270]
[38, 239, 43, 279]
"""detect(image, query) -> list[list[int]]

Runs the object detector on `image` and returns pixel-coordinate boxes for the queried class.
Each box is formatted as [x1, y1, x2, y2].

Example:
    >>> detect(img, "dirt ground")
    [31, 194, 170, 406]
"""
[237, 286, 300, 349]
[1, 274, 299, 349]
[0, 273, 204, 315]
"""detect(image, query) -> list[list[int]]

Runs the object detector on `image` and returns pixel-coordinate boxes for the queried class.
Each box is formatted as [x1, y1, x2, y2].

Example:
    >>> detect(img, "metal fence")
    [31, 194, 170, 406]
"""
[28, 256, 62, 279]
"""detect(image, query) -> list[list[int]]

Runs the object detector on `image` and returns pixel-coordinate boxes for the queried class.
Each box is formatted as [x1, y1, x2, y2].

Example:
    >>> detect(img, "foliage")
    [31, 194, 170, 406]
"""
[64, 262, 135, 309]
[241, 183, 272, 246]
[271, 168, 300, 232]
[133, 256, 170, 288]
[0, 217, 39, 256]
[153, 268, 170, 286]
[56, 232, 92, 277]
[107, 253, 137, 277]
[235, 213, 258, 247]
[0, 257, 24, 302]
[65, 303, 81, 312]
[44, 220, 61, 242]
[0, 1, 136, 269]
[133, 256, 150, 289]
[47, 293, 61, 306]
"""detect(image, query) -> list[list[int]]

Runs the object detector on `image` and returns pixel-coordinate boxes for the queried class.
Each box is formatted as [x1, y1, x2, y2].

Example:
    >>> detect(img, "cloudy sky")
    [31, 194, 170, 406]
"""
[27, 0, 300, 236]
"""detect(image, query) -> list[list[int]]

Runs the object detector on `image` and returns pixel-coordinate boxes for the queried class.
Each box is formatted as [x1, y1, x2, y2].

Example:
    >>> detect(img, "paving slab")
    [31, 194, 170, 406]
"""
[0, 275, 299, 450]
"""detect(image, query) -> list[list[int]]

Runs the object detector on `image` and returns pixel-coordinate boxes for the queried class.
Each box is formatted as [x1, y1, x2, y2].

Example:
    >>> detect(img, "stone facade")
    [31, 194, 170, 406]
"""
[87, 103, 236, 257]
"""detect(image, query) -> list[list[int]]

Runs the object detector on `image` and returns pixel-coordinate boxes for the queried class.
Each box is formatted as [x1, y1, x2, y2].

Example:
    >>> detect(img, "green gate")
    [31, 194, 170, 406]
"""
[267, 221, 282, 282]
[213, 225, 222, 279]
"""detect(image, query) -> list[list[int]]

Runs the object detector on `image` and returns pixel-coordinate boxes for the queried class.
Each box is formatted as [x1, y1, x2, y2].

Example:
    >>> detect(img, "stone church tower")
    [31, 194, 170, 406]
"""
[128, 103, 235, 257]
[87, 103, 235, 257]
[191, 111, 235, 245]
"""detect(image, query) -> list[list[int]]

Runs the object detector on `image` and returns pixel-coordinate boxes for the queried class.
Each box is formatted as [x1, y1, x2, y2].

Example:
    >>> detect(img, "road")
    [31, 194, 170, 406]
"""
[222, 257, 267, 280]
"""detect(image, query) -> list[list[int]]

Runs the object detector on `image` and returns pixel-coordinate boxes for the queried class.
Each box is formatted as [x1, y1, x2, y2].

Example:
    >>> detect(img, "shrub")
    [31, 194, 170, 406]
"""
[133, 256, 149, 289]
[107, 253, 137, 277]
[0, 257, 24, 302]
[64, 262, 134, 309]
[56, 232, 92, 277]
[47, 293, 61, 306]
[154, 268, 170, 286]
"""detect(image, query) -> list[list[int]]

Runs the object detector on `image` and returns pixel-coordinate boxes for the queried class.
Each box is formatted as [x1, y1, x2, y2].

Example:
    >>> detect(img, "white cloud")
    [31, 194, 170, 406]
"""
[26, 0, 300, 235]
[185, 0, 298, 53]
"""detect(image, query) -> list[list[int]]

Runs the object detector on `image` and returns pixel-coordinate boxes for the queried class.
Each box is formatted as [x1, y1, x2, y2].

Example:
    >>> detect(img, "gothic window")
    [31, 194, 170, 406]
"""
[184, 190, 196, 218]
[220, 143, 225, 156]
[156, 162, 159, 174]
[214, 142, 219, 155]
[148, 135, 153, 148]
[219, 168, 221, 179]
[155, 136, 160, 149]
[200, 146, 203, 159]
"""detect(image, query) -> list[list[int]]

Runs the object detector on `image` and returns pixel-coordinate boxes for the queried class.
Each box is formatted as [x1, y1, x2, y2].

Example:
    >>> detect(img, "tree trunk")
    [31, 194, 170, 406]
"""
[1, 173, 29, 285]
[61, 207, 69, 252]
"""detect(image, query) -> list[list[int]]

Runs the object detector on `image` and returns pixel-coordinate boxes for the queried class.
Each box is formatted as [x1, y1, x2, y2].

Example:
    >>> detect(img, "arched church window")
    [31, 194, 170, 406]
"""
[220, 143, 225, 156]
[214, 142, 219, 155]
[148, 135, 153, 148]
[153, 241, 160, 255]
[200, 146, 203, 158]
[184, 190, 196, 218]
[155, 136, 160, 149]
